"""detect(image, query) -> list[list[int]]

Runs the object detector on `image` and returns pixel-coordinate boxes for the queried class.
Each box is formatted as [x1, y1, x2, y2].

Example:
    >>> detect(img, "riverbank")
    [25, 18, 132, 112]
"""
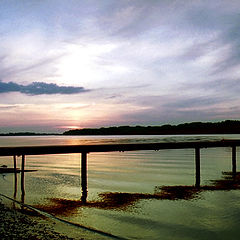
[0, 201, 83, 240]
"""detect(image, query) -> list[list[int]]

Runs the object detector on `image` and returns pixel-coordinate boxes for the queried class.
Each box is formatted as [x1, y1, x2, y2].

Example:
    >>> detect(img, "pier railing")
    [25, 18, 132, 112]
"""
[0, 140, 239, 202]
[1, 140, 240, 156]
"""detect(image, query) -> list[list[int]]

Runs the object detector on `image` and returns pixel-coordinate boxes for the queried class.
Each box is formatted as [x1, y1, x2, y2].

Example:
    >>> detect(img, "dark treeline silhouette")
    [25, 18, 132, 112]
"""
[63, 120, 240, 135]
[1, 120, 240, 136]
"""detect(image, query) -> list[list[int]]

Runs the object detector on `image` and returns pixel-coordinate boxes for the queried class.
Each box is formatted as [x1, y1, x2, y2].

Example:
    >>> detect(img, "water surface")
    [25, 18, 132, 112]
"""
[0, 135, 240, 239]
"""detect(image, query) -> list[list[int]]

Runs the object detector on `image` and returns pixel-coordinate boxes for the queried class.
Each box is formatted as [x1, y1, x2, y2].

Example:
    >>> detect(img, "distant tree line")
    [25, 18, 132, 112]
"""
[63, 120, 240, 135]
[1, 120, 240, 136]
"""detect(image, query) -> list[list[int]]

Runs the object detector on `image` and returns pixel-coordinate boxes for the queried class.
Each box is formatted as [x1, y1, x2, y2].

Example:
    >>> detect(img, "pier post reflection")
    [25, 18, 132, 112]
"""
[81, 152, 88, 203]
[14, 172, 17, 198]
[195, 148, 200, 188]
[232, 146, 237, 175]
[12, 155, 18, 209]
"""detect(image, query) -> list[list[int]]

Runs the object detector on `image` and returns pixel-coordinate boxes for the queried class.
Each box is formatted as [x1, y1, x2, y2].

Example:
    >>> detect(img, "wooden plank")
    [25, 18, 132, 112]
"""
[0, 140, 240, 156]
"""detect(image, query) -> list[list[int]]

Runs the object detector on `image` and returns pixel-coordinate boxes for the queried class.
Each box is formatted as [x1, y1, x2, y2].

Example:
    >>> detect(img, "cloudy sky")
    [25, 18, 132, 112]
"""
[1, 0, 240, 133]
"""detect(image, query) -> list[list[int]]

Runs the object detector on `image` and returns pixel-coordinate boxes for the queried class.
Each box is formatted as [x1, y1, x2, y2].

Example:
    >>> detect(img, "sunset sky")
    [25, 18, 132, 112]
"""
[1, 0, 240, 133]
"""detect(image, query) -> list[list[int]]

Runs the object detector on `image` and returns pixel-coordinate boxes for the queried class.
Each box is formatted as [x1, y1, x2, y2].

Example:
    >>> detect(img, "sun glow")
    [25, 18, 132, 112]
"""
[56, 43, 121, 86]
[59, 126, 81, 130]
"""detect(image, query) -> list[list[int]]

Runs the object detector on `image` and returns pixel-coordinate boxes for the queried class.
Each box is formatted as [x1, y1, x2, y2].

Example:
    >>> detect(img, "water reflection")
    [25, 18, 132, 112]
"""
[33, 171, 240, 216]
[14, 171, 17, 199]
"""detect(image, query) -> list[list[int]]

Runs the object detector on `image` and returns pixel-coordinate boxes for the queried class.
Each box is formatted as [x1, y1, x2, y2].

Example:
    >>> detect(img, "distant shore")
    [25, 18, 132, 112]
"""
[1, 120, 240, 136]
[63, 120, 240, 135]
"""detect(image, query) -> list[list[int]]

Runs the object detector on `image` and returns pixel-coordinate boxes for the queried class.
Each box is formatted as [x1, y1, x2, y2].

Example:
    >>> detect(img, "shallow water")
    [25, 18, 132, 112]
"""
[0, 135, 240, 239]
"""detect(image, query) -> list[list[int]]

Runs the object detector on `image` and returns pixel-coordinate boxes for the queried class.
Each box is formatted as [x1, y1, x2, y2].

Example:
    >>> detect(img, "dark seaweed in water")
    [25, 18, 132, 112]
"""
[33, 172, 240, 216]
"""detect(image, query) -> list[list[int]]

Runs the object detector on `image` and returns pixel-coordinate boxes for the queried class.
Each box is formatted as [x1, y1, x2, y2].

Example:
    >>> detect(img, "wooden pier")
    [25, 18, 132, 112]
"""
[0, 140, 239, 202]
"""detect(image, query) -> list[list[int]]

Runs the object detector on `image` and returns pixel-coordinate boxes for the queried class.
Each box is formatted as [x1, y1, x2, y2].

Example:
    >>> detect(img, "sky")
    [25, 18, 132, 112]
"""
[1, 0, 240, 133]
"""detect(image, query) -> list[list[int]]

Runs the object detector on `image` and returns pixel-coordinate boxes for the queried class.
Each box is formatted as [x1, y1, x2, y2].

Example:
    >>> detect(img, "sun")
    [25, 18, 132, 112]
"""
[60, 126, 81, 130]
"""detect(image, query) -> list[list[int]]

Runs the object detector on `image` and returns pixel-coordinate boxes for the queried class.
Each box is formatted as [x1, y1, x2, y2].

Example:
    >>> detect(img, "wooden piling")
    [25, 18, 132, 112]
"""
[232, 146, 237, 174]
[21, 155, 25, 201]
[13, 155, 17, 172]
[195, 148, 200, 188]
[13, 155, 17, 198]
[81, 152, 87, 203]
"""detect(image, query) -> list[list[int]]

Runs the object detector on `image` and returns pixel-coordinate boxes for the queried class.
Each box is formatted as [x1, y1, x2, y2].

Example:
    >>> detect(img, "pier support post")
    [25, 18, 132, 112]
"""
[21, 155, 25, 203]
[232, 146, 237, 174]
[13, 155, 17, 199]
[195, 148, 200, 188]
[81, 152, 88, 203]
[13, 155, 17, 172]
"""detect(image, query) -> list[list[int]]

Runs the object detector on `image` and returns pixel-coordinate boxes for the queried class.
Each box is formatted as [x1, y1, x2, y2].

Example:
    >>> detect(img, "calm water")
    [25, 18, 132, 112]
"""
[0, 135, 240, 240]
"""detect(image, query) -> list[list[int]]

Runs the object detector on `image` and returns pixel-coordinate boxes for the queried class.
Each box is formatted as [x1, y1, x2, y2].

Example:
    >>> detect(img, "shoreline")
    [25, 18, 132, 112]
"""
[0, 201, 84, 240]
